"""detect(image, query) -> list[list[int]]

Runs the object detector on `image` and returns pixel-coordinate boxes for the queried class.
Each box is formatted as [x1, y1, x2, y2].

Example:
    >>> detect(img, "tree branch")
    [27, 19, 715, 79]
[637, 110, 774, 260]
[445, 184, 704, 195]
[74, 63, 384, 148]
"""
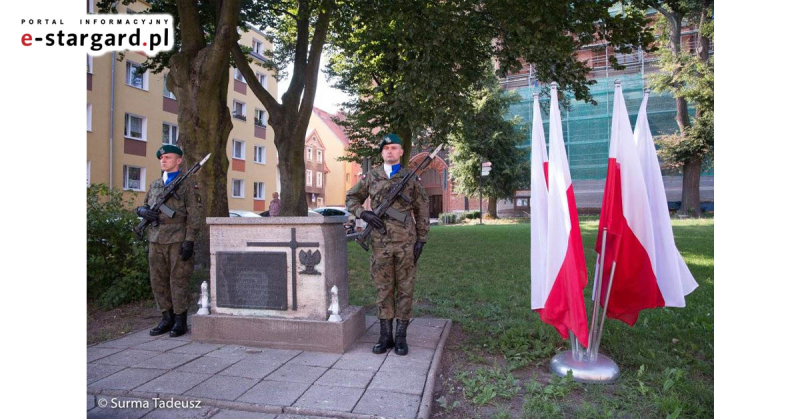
[232, 44, 284, 122]
[285, 0, 311, 107]
[298, 0, 333, 125]
[176, 0, 205, 54]
[208, 0, 242, 69]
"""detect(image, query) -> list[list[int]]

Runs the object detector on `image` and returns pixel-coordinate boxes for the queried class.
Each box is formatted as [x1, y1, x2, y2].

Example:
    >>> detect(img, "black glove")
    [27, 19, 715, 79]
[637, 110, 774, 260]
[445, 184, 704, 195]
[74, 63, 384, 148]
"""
[136, 206, 159, 222]
[180, 241, 195, 261]
[414, 241, 425, 264]
[360, 211, 386, 232]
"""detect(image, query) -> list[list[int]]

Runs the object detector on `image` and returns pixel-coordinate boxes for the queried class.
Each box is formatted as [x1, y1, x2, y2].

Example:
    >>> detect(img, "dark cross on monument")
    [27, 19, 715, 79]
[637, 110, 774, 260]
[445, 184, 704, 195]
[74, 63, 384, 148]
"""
[247, 227, 320, 310]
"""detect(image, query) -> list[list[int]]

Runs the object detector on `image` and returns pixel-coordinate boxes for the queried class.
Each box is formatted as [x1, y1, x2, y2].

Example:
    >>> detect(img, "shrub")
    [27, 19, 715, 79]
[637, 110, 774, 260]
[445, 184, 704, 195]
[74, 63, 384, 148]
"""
[87, 184, 151, 309]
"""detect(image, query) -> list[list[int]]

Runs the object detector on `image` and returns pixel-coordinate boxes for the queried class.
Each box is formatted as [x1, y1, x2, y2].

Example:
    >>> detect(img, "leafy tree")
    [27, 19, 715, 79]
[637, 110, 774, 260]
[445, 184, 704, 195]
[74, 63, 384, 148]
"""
[329, 0, 654, 165]
[449, 74, 529, 218]
[636, 0, 714, 217]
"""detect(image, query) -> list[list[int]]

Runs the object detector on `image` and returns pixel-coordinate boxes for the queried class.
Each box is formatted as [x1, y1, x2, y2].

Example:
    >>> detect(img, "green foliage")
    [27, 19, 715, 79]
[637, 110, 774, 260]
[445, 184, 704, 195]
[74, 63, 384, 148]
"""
[449, 74, 529, 203]
[522, 372, 578, 418]
[87, 184, 151, 309]
[330, 0, 654, 162]
[457, 366, 521, 406]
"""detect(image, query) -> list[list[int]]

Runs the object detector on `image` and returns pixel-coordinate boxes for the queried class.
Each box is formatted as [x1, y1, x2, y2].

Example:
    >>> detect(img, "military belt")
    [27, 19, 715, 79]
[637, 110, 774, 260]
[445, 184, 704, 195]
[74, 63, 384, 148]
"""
[384, 207, 410, 223]
[159, 216, 187, 224]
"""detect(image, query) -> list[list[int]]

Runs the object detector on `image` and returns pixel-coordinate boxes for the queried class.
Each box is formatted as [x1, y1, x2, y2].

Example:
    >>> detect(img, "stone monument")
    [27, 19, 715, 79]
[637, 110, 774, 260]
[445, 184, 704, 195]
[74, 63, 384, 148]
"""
[191, 214, 365, 353]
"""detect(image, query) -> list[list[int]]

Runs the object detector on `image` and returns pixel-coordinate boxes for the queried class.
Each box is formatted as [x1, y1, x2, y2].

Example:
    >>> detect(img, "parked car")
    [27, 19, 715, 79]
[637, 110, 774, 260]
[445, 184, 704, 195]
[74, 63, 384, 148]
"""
[229, 210, 262, 217]
[311, 207, 357, 233]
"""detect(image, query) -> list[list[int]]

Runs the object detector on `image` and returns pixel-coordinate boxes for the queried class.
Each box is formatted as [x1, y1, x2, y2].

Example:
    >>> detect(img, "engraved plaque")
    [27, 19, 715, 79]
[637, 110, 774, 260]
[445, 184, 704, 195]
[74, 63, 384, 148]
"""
[216, 252, 288, 310]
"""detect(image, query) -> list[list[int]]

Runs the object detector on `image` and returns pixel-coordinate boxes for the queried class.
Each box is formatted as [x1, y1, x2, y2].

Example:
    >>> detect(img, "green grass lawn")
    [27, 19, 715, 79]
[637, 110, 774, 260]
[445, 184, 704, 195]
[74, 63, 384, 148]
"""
[347, 217, 713, 417]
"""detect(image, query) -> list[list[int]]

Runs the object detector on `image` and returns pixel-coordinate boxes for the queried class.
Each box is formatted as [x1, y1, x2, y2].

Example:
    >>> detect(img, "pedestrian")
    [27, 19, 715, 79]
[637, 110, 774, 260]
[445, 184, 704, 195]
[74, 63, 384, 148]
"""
[135, 145, 202, 337]
[269, 192, 281, 216]
[346, 134, 429, 355]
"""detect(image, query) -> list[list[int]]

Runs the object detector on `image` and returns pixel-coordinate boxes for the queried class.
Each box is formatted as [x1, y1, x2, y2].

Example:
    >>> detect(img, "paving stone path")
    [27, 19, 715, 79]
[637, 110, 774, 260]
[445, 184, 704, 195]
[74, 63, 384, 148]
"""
[87, 316, 451, 419]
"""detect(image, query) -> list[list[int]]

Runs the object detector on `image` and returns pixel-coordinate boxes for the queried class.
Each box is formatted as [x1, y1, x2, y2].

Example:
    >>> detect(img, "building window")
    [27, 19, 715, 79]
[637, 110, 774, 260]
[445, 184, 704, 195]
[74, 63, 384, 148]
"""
[316, 149, 322, 163]
[317, 197, 324, 207]
[252, 39, 264, 55]
[254, 182, 265, 200]
[306, 170, 312, 186]
[255, 109, 266, 127]
[232, 100, 246, 120]
[87, 104, 92, 131]
[162, 80, 176, 99]
[233, 68, 246, 83]
[125, 61, 148, 90]
[254, 145, 265, 164]
[232, 179, 244, 198]
[306, 147, 312, 161]
[87, 55, 93, 74]
[257, 72, 267, 88]
[346, 173, 350, 183]
[232, 139, 245, 160]
[124, 113, 146, 140]
[123, 165, 146, 191]
[162, 123, 178, 145]
[87, 161, 91, 188]
[316, 172, 323, 188]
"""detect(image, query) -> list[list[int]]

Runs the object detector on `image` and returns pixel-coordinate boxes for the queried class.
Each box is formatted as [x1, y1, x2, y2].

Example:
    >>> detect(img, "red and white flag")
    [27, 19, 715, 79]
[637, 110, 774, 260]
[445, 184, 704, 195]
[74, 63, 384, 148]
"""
[530, 93, 550, 310]
[533, 84, 589, 347]
[596, 83, 694, 326]
[633, 91, 698, 308]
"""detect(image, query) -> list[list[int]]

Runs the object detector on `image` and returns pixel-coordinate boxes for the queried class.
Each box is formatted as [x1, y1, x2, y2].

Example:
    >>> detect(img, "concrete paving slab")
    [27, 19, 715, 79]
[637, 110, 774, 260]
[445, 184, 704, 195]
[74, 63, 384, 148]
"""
[95, 330, 159, 349]
[133, 352, 200, 370]
[88, 394, 95, 410]
[386, 346, 435, 364]
[237, 380, 312, 406]
[185, 375, 258, 401]
[286, 351, 342, 368]
[403, 334, 440, 349]
[380, 355, 431, 376]
[88, 368, 169, 391]
[88, 363, 127, 384]
[365, 315, 378, 327]
[133, 338, 191, 352]
[405, 325, 443, 340]
[133, 371, 212, 395]
[88, 346, 125, 362]
[93, 349, 162, 367]
[315, 368, 374, 389]
[266, 363, 328, 384]
[88, 396, 153, 419]
[168, 342, 225, 356]
[275, 415, 330, 419]
[331, 353, 386, 372]
[141, 405, 216, 419]
[176, 356, 240, 375]
[344, 342, 381, 355]
[357, 333, 379, 344]
[410, 318, 447, 328]
[218, 358, 284, 380]
[368, 370, 427, 396]
[243, 348, 302, 364]
[353, 389, 421, 419]
[203, 345, 254, 360]
[292, 384, 364, 412]
[212, 410, 277, 419]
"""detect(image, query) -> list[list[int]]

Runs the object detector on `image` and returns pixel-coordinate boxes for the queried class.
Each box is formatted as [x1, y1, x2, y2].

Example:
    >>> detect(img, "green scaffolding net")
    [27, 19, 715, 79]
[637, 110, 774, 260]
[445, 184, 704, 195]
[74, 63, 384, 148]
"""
[506, 73, 712, 180]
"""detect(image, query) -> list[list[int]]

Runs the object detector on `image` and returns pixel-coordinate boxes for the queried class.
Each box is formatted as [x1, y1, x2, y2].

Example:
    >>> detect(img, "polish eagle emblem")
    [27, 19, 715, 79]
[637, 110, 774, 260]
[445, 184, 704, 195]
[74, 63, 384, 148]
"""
[299, 249, 322, 275]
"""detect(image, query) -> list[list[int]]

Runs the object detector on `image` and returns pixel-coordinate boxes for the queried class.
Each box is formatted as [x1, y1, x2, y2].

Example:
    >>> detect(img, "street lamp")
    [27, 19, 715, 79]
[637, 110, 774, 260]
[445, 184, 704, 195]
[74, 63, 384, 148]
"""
[479, 161, 492, 224]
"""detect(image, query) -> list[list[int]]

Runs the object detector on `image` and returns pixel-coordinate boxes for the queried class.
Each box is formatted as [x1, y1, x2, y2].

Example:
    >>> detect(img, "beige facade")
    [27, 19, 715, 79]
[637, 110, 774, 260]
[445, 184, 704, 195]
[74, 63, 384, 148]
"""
[86, 1, 279, 214]
[306, 108, 359, 207]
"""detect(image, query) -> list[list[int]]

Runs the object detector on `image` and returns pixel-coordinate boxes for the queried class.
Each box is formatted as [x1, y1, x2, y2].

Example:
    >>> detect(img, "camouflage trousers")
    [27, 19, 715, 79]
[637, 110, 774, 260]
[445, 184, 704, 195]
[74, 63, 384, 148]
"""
[148, 242, 194, 314]
[370, 238, 417, 320]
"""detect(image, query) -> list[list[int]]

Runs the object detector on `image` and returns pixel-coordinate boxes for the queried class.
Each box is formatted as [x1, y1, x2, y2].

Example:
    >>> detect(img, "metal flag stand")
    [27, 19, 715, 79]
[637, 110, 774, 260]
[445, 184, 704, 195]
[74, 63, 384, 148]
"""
[549, 227, 621, 383]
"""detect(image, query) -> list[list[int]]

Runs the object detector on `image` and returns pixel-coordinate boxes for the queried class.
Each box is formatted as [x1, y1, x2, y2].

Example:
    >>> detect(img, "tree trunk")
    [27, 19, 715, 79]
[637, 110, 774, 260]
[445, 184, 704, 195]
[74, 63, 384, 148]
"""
[487, 197, 498, 219]
[397, 126, 413, 166]
[275, 121, 309, 215]
[681, 156, 702, 218]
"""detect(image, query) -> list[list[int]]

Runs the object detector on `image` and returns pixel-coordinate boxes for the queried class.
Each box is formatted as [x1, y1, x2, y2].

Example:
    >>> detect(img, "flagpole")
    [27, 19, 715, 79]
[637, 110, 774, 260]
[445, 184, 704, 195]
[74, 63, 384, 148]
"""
[586, 228, 608, 357]
[590, 261, 618, 361]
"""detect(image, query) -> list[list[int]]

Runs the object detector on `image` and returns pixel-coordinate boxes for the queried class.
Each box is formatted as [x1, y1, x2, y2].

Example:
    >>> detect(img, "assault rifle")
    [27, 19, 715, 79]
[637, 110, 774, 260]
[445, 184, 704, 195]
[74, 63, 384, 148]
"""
[349, 144, 443, 251]
[133, 154, 211, 240]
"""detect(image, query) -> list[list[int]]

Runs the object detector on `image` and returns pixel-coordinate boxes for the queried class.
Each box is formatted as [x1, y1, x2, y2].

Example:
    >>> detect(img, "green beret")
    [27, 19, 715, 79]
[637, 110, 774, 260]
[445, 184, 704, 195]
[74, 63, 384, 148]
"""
[156, 144, 183, 159]
[380, 133, 404, 150]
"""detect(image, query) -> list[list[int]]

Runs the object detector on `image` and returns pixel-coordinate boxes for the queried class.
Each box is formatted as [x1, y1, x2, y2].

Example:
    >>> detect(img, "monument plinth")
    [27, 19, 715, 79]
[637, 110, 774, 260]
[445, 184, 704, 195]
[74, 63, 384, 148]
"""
[191, 215, 365, 353]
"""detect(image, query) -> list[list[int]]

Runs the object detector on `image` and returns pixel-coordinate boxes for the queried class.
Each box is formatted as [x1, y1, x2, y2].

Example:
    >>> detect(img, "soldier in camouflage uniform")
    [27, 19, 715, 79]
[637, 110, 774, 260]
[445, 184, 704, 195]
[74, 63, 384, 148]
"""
[135, 145, 202, 337]
[346, 134, 429, 356]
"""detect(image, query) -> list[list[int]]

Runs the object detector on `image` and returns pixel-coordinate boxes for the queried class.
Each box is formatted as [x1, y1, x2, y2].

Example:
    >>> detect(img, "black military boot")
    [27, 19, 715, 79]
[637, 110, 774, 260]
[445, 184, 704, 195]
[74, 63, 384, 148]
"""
[150, 309, 175, 336]
[372, 319, 395, 354]
[394, 320, 410, 356]
[169, 311, 188, 337]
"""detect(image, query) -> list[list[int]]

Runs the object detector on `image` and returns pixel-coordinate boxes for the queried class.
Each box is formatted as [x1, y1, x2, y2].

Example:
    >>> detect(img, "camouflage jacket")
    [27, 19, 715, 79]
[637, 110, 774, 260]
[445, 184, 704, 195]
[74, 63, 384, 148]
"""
[346, 165, 429, 243]
[143, 175, 202, 244]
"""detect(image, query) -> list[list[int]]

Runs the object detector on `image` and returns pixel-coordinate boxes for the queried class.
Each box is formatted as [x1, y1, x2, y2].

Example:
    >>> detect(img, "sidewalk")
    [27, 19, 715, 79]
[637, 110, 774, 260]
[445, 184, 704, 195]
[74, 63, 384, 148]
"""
[87, 316, 451, 419]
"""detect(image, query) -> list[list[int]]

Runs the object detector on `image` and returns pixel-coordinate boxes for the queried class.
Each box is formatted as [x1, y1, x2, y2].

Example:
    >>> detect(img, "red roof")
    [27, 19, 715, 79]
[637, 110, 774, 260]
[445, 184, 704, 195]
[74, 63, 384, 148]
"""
[313, 107, 350, 147]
